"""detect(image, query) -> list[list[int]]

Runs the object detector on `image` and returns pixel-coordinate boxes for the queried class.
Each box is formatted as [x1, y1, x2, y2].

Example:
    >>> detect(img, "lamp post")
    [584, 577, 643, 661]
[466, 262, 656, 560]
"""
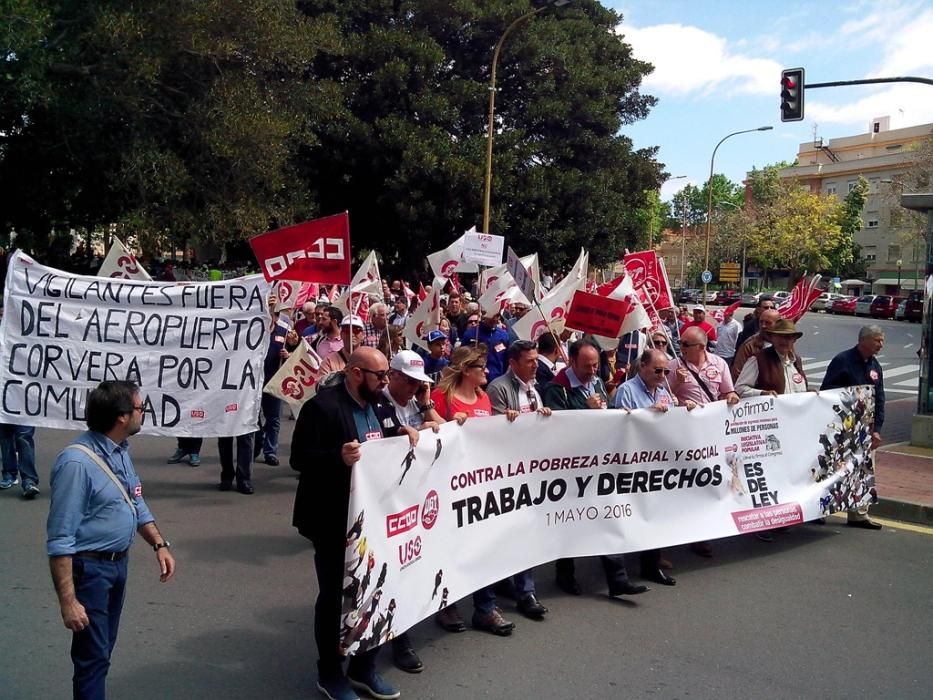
[703, 126, 772, 302]
[896, 258, 903, 295]
[482, 0, 569, 235]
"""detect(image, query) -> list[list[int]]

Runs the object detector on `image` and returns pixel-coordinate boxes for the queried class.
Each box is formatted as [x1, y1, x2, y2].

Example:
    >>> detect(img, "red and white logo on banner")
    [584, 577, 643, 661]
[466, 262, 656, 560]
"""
[249, 212, 351, 283]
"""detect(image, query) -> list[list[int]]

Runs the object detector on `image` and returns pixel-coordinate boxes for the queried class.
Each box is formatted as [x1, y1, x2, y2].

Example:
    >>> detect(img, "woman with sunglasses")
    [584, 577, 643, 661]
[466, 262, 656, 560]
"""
[429, 345, 516, 637]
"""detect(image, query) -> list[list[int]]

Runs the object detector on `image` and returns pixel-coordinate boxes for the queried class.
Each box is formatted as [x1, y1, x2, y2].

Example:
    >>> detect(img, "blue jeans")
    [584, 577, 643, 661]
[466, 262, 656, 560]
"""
[71, 555, 129, 700]
[218, 434, 253, 486]
[259, 394, 281, 457]
[0, 424, 38, 487]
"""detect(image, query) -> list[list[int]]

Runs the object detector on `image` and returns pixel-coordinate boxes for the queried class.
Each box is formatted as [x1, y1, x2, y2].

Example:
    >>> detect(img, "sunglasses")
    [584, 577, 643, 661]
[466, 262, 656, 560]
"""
[466, 363, 487, 370]
[467, 318, 480, 325]
[526, 389, 539, 411]
[653, 340, 667, 347]
[653, 368, 671, 376]
[359, 368, 389, 381]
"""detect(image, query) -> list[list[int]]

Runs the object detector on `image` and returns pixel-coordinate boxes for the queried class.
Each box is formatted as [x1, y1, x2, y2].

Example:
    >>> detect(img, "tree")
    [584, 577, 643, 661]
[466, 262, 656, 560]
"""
[827, 176, 868, 275]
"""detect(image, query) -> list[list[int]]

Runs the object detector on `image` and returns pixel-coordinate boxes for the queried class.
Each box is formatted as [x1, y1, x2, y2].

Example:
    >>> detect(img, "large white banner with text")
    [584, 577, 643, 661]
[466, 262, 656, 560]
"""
[339, 387, 876, 654]
[0, 251, 271, 436]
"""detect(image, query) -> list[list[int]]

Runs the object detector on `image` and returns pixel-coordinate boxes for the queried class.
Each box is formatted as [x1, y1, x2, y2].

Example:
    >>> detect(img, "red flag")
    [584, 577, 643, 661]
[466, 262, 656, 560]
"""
[622, 250, 674, 311]
[778, 275, 823, 322]
[565, 290, 633, 338]
[417, 282, 428, 303]
[249, 212, 351, 283]
[294, 282, 318, 310]
[353, 292, 371, 323]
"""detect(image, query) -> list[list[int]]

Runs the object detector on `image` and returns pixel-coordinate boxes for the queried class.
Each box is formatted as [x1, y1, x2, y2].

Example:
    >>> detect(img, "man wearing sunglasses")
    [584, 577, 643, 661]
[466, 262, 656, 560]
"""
[487, 340, 553, 620]
[292, 347, 418, 700]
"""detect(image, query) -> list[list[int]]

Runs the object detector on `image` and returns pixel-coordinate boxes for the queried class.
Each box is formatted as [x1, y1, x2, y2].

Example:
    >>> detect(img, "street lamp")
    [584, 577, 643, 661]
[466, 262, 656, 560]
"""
[896, 258, 903, 295]
[482, 0, 570, 235]
[703, 126, 772, 301]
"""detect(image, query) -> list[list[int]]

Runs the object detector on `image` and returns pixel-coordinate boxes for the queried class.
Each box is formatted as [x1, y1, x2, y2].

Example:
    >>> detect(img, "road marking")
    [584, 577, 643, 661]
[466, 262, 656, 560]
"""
[803, 359, 833, 371]
[904, 343, 914, 349]
[893, 378, 921, 388]
[884, 365, 921, 379]
[886, 388, 919, 395]
[827, 513, 933, 535]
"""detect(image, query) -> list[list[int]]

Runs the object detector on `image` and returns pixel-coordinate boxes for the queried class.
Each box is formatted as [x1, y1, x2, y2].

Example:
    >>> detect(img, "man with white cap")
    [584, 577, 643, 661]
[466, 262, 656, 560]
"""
[679, 305, 718, 344]
[316, 315, 365, 379]
[380, 350, 444, 674]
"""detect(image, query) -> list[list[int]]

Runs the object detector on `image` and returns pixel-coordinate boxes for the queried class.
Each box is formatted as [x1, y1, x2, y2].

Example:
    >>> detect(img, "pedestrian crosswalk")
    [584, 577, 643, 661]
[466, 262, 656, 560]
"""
[800, 356, 921, 396]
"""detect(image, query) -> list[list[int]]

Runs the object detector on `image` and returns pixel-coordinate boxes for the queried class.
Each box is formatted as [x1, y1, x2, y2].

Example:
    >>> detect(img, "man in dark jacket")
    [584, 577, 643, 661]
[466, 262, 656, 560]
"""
[820, 325, 886, 530]
[292, 347, 416, 700]
[541, 339, 647, 599]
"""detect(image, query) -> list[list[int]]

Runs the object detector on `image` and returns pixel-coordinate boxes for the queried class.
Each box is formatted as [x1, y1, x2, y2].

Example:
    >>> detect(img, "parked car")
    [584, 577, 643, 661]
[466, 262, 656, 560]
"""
[678, 288, 701, 304]
[869, 295, 903, 319]
[830, 296, 857, 315]
[811, 292, 845, 312]
[703, 290, 718, 303]
[715, 289, 742, 305]
[904, 290, 923, 322]
[853, 294, 877, 316]
[895, 299, 907, 321]
[772, 291, 791, 302]
[740, 292, 761, 307]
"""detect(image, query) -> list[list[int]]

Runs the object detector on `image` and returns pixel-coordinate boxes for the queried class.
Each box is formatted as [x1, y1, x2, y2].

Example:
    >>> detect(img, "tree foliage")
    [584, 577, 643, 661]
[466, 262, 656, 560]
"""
[1, 0, 663, 270]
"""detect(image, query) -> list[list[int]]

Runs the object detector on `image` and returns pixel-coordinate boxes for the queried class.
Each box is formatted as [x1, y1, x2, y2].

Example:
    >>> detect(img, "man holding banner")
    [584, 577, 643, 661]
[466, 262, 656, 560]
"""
[291, 347, 417, 700]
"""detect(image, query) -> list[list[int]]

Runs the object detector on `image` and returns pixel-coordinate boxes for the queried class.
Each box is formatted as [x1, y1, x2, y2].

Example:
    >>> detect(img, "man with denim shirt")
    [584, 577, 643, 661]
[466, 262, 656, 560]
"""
[47, 380, 176, 700]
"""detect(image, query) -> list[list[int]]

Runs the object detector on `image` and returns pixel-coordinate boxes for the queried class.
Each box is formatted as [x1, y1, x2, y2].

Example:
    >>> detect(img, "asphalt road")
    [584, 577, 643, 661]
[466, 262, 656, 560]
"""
[2, 404, 932, 699]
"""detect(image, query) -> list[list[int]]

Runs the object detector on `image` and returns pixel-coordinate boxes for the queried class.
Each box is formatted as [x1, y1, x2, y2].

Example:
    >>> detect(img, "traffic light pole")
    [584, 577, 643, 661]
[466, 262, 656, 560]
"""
[804, 76, 933, 89]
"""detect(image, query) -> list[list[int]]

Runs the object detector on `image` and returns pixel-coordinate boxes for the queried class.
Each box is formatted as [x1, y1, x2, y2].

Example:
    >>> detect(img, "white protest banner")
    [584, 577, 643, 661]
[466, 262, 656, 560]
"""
[462, 233, 505, 267]
[263, 338, 323, 411]
[339, 387, 875, 654]
[0, 251, 271, 436]
[506, 246, 536, 303]
[97, 237, 152, 281]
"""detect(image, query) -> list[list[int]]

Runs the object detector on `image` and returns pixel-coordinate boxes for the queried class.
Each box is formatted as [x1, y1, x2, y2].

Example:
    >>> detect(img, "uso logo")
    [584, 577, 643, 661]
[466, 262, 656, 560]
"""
[190, 409, 205, 419]
[421, 490, 439, 530]
[224, 403, 238, 413]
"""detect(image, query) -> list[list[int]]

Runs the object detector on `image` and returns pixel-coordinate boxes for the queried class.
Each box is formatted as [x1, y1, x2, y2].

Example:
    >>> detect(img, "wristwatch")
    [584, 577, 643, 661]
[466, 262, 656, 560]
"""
[152, 541, 171, 552]
[417, 400, 435, 413]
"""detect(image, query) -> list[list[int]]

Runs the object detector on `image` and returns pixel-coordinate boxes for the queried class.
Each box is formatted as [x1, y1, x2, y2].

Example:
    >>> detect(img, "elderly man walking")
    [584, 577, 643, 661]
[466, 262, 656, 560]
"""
[820, 324, 886, 530]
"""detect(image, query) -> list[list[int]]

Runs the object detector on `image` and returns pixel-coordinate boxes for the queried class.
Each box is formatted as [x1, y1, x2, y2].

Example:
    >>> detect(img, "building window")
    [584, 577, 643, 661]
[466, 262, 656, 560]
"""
[869, 178, 880, 193]
[826, 185, 837, 195]
[867, 219, 879, 228]
[865, 253, 877, 262]
[847, 181, 857, 193]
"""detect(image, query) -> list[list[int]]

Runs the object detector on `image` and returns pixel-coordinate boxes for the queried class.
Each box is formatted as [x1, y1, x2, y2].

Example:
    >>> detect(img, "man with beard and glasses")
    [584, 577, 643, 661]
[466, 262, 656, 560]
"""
[292, 348, 418, 700]
[47, 381, 176, 699]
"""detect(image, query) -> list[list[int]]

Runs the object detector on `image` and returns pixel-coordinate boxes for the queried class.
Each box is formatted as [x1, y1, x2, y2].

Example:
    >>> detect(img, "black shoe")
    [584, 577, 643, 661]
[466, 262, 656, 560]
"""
[516, 593, 548, 619]
[641, 569, 676, 586]
[555, 576, 581, 596]
[264, 454, 280, 466]
[391, 639, 423, 674]
[218, 481, 233, 491]
[847, 519, 882, 530]
[236, 481, 254, 495]
[608, 582, 649, 597]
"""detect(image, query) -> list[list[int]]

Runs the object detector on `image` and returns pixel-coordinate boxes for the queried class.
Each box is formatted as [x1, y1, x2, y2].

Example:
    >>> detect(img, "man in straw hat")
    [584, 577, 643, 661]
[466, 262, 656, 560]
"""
[734, 318, 807, 398]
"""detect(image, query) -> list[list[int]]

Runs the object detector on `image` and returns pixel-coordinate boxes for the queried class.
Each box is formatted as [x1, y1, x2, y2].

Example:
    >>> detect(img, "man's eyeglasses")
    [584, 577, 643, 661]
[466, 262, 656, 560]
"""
[653, 368, 671, 376]
[467, 318, 479, 325]
[132, 405, 144, 413]
[359, 368, 389, 381]
[760, 305, 775, 310]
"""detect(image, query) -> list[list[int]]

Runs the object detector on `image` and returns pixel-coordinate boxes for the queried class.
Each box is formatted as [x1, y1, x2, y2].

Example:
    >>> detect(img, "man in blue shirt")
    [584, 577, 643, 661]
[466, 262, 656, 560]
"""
[460, 310, 510, 382]
[47, 380, 176, 700]
[820, 324, 886, 530]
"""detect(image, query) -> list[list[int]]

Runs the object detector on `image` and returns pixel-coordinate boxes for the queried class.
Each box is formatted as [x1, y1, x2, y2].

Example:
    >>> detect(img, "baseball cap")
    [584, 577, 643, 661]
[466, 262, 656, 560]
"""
[341, 315, 365, 329]
[427, 330, 447, 344]
[390, 350, 433, 383]
[693, 304, 706, 312]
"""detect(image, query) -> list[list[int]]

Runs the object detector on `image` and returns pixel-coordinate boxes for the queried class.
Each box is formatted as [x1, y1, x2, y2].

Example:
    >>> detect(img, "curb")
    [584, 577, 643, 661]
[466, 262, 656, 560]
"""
[872, 497, 932, 526]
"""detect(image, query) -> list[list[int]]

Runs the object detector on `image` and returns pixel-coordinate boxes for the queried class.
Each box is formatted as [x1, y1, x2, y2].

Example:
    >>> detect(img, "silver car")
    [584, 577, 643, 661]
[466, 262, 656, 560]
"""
[854, 294, 877, 316]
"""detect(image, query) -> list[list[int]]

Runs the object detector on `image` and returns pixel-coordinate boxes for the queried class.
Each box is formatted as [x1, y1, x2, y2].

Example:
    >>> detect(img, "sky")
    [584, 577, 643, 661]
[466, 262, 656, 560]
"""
[606, 0, 933, 202]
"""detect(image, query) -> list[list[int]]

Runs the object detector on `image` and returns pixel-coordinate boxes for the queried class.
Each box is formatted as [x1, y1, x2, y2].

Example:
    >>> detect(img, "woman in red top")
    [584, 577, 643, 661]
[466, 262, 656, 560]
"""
[430, 345, 494, 424]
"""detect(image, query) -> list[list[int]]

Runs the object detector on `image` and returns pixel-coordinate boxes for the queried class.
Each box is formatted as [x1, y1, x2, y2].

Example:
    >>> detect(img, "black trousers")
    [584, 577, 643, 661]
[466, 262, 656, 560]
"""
[217, 434, 253, 485]
[313, 539, 379, 680]
[556, 554, 630, 587]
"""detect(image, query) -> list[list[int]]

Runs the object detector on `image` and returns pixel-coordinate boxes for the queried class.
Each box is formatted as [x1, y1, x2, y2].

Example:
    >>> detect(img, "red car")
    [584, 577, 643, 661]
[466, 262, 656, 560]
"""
[869, 295, 903, 319]
[830, 296, 857, 315]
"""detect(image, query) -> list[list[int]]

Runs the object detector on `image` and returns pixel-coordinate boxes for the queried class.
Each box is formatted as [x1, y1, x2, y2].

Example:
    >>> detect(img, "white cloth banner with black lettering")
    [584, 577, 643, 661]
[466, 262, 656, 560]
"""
[0, 251, 272, 436]
[339, 387, 875, 654]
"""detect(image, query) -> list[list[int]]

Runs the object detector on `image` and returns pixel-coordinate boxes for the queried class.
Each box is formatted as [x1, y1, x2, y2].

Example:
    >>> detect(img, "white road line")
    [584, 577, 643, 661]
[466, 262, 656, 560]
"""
[883, 365, 921, 379]
[886, 388, 918, 395]
[904, 343, 914, 349]
[802, 360, 832, 371]
[893, 378, 920, 388]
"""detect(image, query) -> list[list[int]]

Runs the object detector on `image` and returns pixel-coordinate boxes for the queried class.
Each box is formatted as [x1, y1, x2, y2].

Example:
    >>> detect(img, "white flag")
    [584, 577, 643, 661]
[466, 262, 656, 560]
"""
[335, 251, 381, 315]
[263, 339, 323, 411]
[512, 250, 588, 340]
[97, 237, 152, 281]
[426, 230, 480, 279]
[477, 272, 518, 315]
[403, 282, 442, 351]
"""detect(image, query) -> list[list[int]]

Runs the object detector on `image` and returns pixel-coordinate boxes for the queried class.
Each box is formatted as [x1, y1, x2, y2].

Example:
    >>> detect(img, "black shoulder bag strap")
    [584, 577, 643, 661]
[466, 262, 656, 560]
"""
[684, 362, 717, 402]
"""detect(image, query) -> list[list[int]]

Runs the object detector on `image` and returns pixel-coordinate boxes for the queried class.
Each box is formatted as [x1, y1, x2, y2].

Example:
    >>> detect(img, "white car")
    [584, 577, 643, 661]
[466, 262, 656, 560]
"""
[811, 292, 844, 312]
[772, 291, 791, 302]
[854, 294, 877, 316]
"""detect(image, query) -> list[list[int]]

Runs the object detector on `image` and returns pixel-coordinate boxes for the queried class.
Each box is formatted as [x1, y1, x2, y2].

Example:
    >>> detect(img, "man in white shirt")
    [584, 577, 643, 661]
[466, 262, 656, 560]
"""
[714, 308, 742, 365]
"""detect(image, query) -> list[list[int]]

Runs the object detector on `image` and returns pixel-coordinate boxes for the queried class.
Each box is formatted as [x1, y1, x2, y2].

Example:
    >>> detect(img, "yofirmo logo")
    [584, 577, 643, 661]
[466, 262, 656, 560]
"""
[387, 505, 419, 538]
[421, 490, 439, 530]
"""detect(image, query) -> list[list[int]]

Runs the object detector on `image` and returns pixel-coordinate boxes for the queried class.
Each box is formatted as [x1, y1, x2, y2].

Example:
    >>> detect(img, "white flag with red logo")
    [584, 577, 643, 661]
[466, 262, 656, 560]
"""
[778, 274, 823, 322]
[426, 230, 480, 279]
[272, 279, 303, 312]
[478, 273, 518, 315]
[512, 249, 588, 341]
[622, 250, 674, 311]
[97, 237, 152, 281]
[334, 251, 381, 316]
[403, 281, 443, 350]
[263, 339, 324, 410]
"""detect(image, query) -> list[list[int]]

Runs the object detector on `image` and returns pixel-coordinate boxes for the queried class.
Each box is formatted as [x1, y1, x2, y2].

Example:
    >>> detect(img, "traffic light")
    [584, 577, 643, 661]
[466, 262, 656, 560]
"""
[780, 68, 805, 122]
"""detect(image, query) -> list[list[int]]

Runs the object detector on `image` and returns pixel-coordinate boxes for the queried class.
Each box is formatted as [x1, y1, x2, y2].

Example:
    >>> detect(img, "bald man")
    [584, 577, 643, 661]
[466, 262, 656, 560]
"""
[292, 346, 416, 700]
[730, 308, 781, 381]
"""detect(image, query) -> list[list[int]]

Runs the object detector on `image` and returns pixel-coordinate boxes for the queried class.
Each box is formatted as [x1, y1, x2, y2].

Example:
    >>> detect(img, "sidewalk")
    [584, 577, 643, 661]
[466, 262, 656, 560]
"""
[874, 443, 932, 525]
